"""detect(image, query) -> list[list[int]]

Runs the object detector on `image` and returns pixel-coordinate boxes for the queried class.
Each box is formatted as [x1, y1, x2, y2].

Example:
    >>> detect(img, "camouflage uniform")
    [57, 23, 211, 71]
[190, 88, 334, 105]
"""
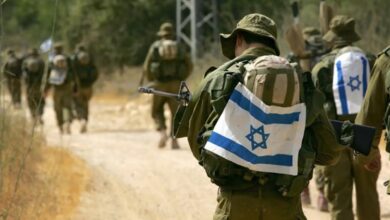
[143, 22, 193, 149]
[45, 44, 76, 134]
[22, 48, 46, 124]
[72, 45, 98, 133]
[2, 49, 22, 107]
[174, 14, 343, 220]
[311, 16, 380, 220]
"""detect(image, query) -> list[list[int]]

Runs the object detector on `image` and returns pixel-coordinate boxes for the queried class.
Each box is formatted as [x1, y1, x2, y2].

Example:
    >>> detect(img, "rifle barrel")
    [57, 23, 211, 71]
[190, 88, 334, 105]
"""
[138, 87, 180, 99]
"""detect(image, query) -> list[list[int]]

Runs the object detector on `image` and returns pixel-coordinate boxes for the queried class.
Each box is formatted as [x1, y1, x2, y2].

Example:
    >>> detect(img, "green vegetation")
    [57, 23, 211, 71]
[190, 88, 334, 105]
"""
[1, 0, 389, 68]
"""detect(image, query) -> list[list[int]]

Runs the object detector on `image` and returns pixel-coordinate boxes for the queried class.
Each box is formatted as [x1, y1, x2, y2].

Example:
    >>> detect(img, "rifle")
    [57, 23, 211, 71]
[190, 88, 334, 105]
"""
[138, 81, 191, 106]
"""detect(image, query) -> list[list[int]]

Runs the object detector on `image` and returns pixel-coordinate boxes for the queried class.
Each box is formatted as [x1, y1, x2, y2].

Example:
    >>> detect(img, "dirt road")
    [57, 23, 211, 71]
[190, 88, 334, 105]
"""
[42, 96, 390, 220]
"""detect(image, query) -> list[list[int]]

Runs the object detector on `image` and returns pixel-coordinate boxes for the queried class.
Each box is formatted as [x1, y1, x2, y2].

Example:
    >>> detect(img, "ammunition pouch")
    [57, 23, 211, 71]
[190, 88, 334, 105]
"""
[274, 128, 316, 197]
[199, 148, 257, 190]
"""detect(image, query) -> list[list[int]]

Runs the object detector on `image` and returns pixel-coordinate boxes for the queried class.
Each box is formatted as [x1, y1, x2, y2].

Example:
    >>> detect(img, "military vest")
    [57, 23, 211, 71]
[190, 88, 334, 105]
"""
[198, 54, 324, 197]
[149, 40, 188, 82]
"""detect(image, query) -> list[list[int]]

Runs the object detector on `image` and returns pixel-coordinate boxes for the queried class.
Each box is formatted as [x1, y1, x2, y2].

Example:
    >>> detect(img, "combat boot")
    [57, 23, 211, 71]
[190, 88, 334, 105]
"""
[317, 191, 329, 212]
[300, 187, 311, 206]
[158, 130, 168, 148]
[80, 119, 87, 133]
[171, 138, 180, 150]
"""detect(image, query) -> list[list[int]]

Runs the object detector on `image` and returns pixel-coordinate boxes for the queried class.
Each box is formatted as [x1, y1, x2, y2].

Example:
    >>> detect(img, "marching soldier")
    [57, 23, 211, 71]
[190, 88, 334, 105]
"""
[22, 48, 46, 124]
[72, 44, 98, 133]
[45, 43, 77, 134]
[143, 22, 193, 149]
[2, 49, 22, 108]
[174, 13, 343, 219]
[312, 15, 379, 220]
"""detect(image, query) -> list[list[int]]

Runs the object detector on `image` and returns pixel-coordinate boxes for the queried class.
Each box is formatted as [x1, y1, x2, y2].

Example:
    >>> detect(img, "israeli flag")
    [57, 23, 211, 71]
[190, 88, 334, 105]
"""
[204, 83, 306, 175]
[332, 51, 370, 115]
[40, 38, 53, 53]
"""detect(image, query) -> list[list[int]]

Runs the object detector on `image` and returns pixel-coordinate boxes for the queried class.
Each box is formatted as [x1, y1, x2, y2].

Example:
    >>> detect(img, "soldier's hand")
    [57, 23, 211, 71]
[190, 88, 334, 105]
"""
[364, 153, 381, 172]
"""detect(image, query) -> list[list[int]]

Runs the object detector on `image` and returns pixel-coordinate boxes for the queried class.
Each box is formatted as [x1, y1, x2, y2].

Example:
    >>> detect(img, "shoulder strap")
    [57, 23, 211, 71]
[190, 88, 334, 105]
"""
[378, 46, 390, 57]
[218, 54, 258, 72]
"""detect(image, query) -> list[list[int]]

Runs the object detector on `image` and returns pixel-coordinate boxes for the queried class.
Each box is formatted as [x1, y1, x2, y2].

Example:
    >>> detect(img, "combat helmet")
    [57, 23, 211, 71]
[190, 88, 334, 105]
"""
[53, 42, 64, 54]
[323, 15, 360, 45]
[220, 13, 280, 59]
[157, 22, 174, 37]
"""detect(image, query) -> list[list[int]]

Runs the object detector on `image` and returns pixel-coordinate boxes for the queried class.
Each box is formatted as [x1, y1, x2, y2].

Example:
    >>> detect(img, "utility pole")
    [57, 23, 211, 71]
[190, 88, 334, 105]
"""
[176, 0, 219, 62]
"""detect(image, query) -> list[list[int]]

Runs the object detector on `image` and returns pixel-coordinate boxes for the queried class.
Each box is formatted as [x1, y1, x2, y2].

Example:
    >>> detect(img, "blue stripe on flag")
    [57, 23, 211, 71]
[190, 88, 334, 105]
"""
[230, 89, 300, 125]
[336, 61, 349, 114]
[208, 132, 293, 166]
[361, 56, 368, 96]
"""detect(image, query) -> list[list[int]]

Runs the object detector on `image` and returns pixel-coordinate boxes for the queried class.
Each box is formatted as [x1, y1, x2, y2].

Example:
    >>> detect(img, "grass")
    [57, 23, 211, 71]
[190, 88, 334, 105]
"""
[0, 109, 89, 220]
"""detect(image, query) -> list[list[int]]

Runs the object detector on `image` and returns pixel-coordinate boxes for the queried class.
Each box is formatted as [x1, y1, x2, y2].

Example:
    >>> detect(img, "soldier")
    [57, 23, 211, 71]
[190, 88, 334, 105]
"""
[2, 49, 22, 108]
[311, 15, 379, 220]
[355, 46, 390, 211]
[174, 13, 343, 219]
[44, 43, 76, 134]
[143, 22, 193, 149]
[72, 44, 98, 133]
[22, 48, 46, 124]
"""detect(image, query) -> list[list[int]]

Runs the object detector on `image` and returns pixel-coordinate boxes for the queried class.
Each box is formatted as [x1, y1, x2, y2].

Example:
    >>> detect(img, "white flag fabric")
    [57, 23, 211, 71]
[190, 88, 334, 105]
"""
[332, 50, 370, 115]
[40, 38, 53, 53]
[204, 83, 306, 176]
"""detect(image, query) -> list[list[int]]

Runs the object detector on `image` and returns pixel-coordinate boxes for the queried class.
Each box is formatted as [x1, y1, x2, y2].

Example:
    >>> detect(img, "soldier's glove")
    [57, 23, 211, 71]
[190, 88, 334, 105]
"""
[340, 120, 354, 147]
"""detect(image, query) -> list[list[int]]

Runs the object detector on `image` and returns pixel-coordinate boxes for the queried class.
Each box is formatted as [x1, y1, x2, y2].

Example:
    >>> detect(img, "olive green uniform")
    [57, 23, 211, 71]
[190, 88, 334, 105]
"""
[2, 53, 22, 107]
[45, 53, 76, 132]
[144, 32, 192, 131]
[311, 15, 380, 220]
[174, 14, 342, 220]
[72, 52, 98, 122]
[355, 46, 390, 207]
[22, 53, 46, 122]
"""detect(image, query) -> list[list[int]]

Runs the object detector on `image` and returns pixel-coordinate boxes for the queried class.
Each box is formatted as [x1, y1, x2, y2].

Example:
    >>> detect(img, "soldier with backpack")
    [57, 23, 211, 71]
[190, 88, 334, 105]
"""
[2, 49, 22, 108]
[44, 43, 77, 134]
[173, 13, 343, 219]
[143, 22, 193, 149]
[22, 48, 46, 124]
[311, 15, 379, 220]
[72, 44, 98, 133]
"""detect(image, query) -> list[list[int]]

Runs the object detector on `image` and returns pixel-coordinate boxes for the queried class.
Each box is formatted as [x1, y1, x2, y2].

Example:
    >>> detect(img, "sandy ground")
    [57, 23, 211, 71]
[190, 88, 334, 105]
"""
[40, 94, 390, 220]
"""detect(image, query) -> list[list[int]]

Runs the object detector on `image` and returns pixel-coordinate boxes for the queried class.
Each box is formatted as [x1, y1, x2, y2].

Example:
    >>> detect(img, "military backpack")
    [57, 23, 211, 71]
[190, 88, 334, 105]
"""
[199, 54, 324, 197]
[48, 55, 68, 85]
[149, 39, 189, 82]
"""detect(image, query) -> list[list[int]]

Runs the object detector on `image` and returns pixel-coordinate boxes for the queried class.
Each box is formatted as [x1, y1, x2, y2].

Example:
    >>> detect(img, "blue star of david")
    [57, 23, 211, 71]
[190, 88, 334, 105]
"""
[246, 125, 270, 150]
[347, 75, 361, 92]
